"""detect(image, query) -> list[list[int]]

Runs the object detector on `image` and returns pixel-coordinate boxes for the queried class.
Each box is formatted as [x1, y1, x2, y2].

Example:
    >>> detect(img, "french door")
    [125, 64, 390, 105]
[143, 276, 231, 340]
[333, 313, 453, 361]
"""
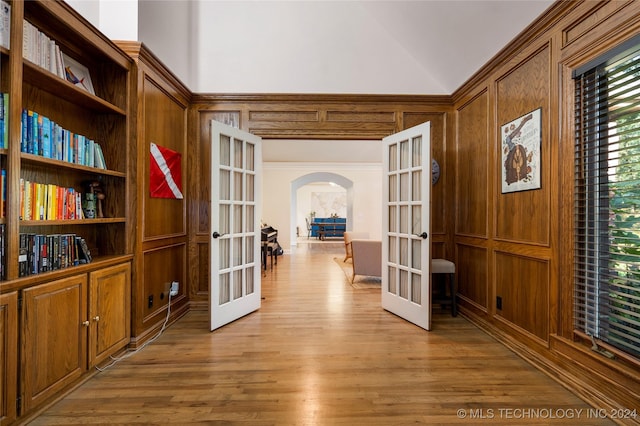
[382, 122, 432, 330]
[210, 121, 262, 331]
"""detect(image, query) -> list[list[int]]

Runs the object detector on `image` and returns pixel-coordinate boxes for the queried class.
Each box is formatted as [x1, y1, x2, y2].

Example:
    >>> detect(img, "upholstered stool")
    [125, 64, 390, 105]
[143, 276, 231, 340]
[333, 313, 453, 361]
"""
[266, 242, 278, 269]
[431, 259, 457, 316]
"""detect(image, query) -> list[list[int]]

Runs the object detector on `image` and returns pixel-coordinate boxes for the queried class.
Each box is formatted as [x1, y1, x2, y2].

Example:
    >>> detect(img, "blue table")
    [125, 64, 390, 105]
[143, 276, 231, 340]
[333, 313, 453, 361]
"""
[310, 218, 346, 240]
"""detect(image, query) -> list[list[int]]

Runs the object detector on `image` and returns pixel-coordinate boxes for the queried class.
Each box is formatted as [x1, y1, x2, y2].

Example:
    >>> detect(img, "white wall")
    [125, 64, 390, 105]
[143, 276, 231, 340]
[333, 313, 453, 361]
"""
[66, 0, 100, 27]
[67, 0, 138, 40]
[138, 0, 194, 89]
[262, 163, 382, 250]
[192, 1, 442, 94]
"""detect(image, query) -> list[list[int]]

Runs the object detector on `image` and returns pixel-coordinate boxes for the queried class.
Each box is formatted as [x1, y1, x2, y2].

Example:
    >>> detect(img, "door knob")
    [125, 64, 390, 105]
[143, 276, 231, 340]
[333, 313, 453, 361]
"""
[82, 320, 90, 326]
[212, 232, 225, 239]
[93, 316, 100, 322]
[416, 232, 428, 239]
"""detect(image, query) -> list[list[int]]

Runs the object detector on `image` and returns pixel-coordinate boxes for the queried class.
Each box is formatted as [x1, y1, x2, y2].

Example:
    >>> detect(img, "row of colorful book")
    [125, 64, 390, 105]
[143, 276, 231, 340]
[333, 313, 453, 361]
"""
[0, 93, 8, 149]
[20, 179, 86, 221]
[21, 108, 107, 168]
[19, 232, 92, 277]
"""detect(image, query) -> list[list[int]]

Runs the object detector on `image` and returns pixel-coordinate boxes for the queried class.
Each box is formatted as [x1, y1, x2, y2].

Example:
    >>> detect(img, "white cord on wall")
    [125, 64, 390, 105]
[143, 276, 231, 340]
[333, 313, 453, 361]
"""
[95, 291, 173, 372]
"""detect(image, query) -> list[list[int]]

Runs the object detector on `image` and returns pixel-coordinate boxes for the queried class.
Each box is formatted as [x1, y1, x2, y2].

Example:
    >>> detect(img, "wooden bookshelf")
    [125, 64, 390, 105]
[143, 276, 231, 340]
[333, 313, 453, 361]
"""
[5, 0, 132, 278]
[0, 1, 134, 423]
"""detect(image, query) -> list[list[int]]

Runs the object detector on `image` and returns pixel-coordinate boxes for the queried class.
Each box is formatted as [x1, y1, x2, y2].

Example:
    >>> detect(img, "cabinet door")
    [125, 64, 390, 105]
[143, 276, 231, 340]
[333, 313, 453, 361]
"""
[0, 292, 18, 423]
[89, 262, 131, 366]
[21, 275, 88, 412]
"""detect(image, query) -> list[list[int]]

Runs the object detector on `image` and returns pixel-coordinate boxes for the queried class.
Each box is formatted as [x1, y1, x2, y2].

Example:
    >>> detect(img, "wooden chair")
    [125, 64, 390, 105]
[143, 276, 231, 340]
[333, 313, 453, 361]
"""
[305, 218, 312, 239]
[343, 231, 370, 262]
[431, 259, 457, 316]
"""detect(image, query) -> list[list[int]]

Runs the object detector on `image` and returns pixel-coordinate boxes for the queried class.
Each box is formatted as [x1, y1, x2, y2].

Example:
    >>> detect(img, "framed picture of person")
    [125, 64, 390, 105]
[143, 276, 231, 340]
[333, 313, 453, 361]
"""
[500, 108, 542, 193]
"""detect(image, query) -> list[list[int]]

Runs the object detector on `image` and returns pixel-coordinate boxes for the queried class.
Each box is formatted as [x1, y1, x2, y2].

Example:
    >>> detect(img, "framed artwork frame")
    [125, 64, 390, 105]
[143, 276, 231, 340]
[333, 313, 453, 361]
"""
[62, 53, 95, 95]
[501, 107, 542, 193]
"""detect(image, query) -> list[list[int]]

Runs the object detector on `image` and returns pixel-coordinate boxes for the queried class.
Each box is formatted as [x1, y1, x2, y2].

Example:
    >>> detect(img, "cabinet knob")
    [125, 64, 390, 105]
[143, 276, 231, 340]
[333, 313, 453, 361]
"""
[93, 316, 100, 322]
[82, 321, 90, 326]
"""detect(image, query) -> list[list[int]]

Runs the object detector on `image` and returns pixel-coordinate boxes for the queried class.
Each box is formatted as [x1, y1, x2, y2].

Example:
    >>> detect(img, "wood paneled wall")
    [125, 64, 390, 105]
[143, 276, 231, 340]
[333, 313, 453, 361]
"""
[116, 42, 191, 345]
[187, 96, 452, 308]
[452, 0, 640, 415]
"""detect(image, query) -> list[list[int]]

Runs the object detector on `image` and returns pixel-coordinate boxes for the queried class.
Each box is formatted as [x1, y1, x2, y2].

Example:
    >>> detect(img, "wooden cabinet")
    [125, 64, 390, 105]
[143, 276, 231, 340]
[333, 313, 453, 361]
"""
[21, 274, 87, 413]
[0, 292, 18, 425]
[89, 262, 131, 366]
[19, 262, 130, 415]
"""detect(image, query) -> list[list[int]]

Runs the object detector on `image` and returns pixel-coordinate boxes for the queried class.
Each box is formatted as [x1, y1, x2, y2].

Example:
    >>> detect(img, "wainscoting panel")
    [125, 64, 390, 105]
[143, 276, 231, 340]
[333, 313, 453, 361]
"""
[456, 91, 489, 238]
[494, 250, 550, 342]
[495, 46, 551, 246]
[456, 243, 489, 311]
[142, 75, 187, 240]
[142, 244, 186, 321]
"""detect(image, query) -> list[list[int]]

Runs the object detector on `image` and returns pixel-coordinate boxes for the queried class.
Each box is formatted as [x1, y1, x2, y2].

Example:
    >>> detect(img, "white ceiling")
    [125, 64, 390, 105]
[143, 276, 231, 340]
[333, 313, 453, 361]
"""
[134, 0, 554, 95]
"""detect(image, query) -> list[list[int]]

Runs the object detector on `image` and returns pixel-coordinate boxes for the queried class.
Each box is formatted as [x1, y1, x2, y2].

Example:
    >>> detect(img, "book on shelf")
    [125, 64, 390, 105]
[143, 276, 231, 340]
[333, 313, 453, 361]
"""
[98, 144, 107, 168]
[18, 232, 28, 277]
[0, 94, 3, 150]
[1, 168, 5, 219]
[0, 0, 9, 50]
[0, 223, 5, 280]
[41, 115, 51, 158]
[62, 52, 95, 95]
[0, 93, 7, 149]
[76, 236, 92, 263]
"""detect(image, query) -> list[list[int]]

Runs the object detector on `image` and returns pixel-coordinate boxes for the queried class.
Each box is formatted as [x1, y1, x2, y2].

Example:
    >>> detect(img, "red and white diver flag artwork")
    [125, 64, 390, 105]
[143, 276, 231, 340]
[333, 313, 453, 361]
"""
[149, 142, 183, 199]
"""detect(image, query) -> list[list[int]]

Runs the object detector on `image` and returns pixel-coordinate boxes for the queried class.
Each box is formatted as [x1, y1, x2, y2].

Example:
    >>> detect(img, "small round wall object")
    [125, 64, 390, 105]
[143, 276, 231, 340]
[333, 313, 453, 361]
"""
[432, 159, 441, 185]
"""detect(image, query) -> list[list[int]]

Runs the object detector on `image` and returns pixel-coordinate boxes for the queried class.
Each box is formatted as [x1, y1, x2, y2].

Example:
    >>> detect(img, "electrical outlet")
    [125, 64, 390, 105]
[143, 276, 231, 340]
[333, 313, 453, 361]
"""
[170, 281, 179, 297]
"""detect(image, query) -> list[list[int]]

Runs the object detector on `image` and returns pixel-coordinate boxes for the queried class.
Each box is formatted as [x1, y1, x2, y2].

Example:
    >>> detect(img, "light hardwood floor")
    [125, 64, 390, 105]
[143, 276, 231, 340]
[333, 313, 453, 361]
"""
[29, 242, 614, 425]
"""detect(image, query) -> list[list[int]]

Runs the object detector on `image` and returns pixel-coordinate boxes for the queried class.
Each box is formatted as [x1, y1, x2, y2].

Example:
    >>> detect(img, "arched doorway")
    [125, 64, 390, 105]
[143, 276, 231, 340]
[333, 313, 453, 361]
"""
[290, 172, 354, 247]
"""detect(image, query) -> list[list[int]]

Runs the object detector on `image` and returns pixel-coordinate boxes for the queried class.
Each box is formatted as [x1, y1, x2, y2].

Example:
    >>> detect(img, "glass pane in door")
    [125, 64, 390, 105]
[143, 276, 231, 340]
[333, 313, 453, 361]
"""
[234, 139, 243, 168]
[246, 143, 255, 171]
[412, 171, 421, 201]
[220, 170, 230, 200]
[234, 172, 243, 201]
[220, 135, 230, 166]
[412, 136, 422, 167]
[389, 144, 398, 172]
[220, 273, 230, 304]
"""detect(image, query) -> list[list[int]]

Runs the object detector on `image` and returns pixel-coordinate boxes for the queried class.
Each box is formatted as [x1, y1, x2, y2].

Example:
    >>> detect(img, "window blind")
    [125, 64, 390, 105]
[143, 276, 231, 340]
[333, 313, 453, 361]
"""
[574, 47, 640, 359]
